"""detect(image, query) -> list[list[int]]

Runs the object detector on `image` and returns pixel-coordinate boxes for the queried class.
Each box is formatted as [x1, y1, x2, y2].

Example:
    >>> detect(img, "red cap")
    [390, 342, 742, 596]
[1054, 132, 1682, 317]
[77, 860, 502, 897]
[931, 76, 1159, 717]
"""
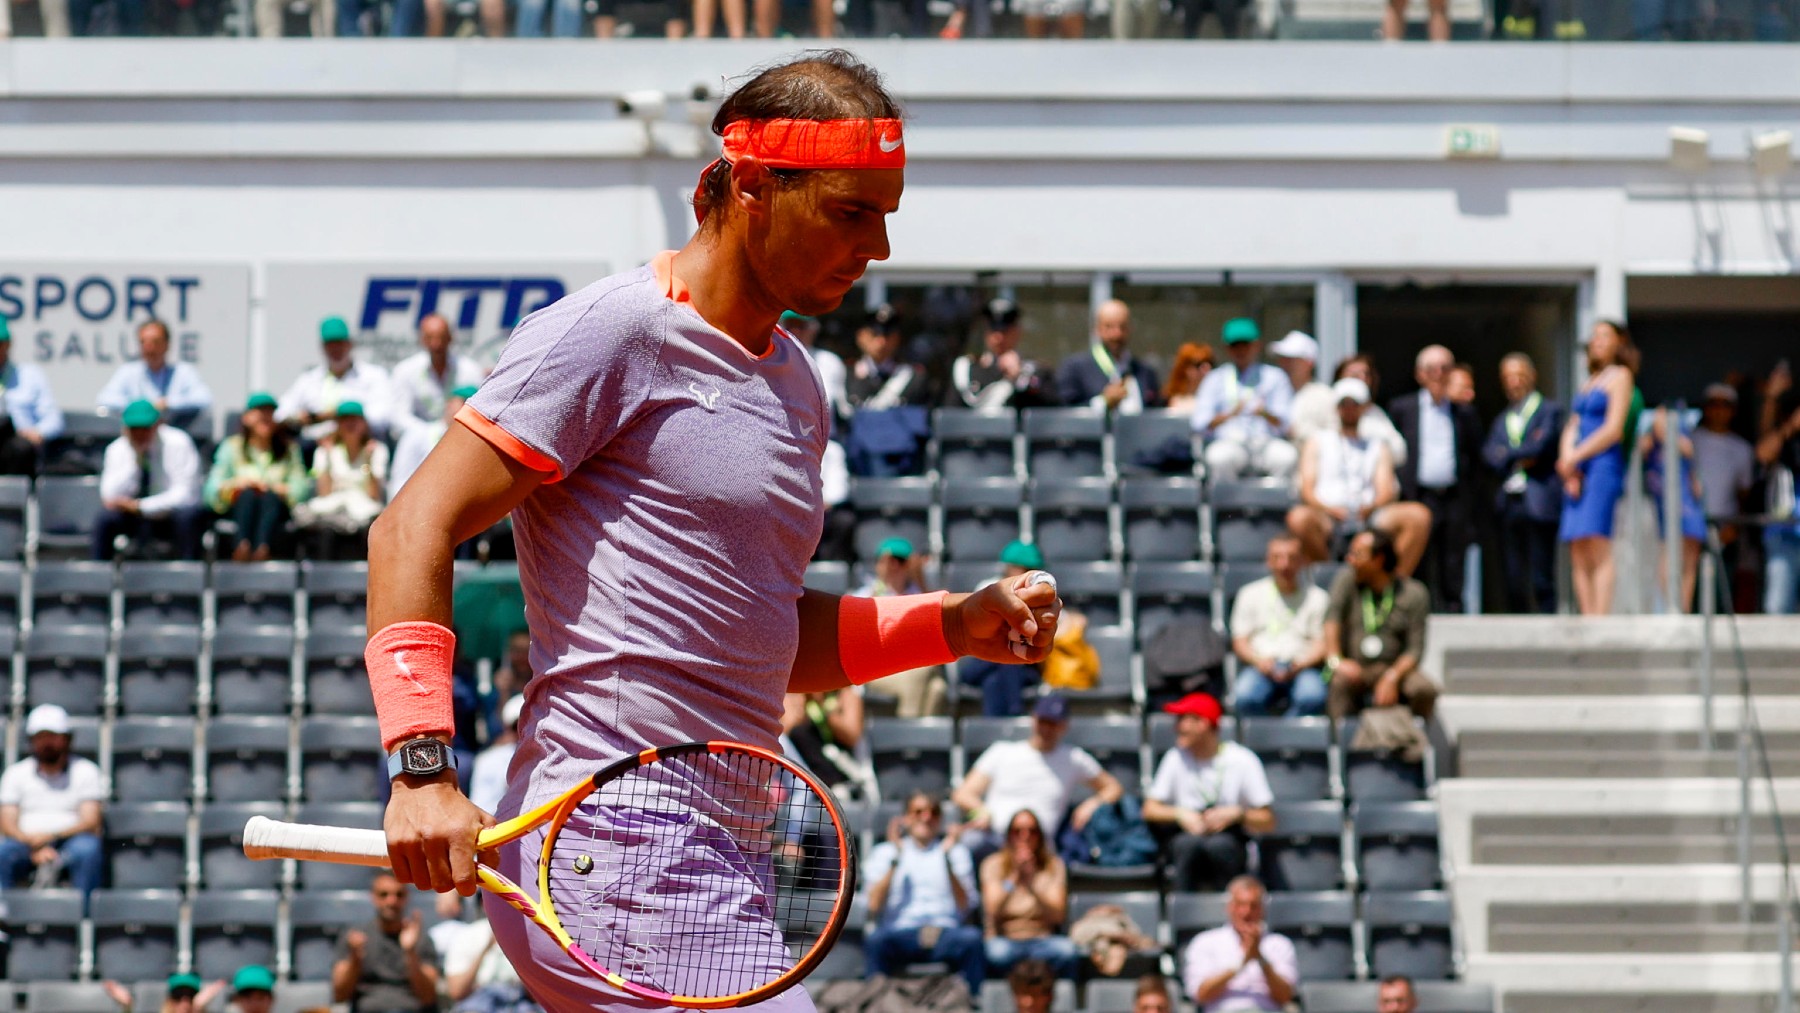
[1163, 692, 1222, 726]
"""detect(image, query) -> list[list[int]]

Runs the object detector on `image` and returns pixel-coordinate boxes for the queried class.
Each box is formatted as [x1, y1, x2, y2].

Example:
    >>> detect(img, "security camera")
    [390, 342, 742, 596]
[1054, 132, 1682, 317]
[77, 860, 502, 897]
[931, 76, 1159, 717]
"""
[618, 90, 669, 121]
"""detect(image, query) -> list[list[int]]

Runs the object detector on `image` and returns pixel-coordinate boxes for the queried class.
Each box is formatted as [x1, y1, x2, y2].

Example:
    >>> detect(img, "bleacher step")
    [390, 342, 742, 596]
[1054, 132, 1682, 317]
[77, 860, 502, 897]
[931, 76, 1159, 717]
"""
[1457, 748, 1800, 778]
[1489, 901, 1780, 953]
[1465, 951, 1788, 995]
[1503, 995, 1782, 1013]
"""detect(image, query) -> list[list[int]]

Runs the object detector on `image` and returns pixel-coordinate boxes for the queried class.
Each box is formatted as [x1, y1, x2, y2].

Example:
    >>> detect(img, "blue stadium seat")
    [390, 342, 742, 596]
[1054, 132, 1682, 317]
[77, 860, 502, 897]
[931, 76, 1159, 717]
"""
[90, 888, 183, 983]
[1265, 890, 1356, 981]
[304, 629, 373, 714]
[1028, 478, 1114, 563]
[0, 474, 28, 559]
[205, 715, 293, 802]
[190, 889, 281, 982]
[110, 716, 197, 802]
[304, 560, 370, 633]
[210, 628, 297, 715]
[213, 561, 300, 629]
[104, 801, 192, 890]
[1364, 890, 1454, 981]
[1208, 480, 1295, 564]
[848, 477, 933, 564]
[23, 625, 110, 716]
[865, 717, 954, 800]
[1112, 410, 1197, 478]
[930, 408, 1020, 480]
[1120, 476, 1202, 562]
[1022, 407, 1107, 481]
[1340, 717, 1427, 802]
[32, 560, 115, 629]
[290, 890, 371, 980]
[294, 803, 387, 891]
[299, 716, 383, 803]
[1238, 717, 1334, 802]
[3, 889, 84, 981]
[116, 627, 203, 716]
[31, 476, 104, 559]
[199, 801, 286, 890]
[1051, 561, 1124, 629]
[1070, 626, 1136, 708]
[1354, 801, 1442, 890]
[119, 560, 206, 630]
[940, 477, 1024, 561]
[1129, 562, 1215, 646]
[1258, 800, 1347, 892]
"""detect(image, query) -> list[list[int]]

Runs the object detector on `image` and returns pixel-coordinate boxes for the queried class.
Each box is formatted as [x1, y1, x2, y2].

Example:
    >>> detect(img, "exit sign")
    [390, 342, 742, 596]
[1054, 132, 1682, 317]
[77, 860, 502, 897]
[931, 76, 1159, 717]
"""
[1445, 124, 1502, 159]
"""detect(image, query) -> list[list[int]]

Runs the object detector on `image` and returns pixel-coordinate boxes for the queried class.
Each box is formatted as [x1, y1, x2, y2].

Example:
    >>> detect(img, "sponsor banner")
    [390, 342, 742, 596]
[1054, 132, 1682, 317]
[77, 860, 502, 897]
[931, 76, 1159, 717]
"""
[262, 262, 612, 393]
[0, 264, 251, 411]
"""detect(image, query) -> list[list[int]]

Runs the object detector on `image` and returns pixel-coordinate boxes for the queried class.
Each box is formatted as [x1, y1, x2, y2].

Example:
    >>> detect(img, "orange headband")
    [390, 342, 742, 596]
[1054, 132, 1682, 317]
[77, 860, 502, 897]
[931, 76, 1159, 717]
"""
[694, 117, 906, 223]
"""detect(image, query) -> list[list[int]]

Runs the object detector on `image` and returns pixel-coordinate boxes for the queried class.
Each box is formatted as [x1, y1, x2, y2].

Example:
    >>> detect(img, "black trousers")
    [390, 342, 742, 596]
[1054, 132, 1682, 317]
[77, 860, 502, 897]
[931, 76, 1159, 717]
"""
[1498, 496, 1559, 614]
[1166, 828, 1248, 893]
[1417, 486, 1473, 613]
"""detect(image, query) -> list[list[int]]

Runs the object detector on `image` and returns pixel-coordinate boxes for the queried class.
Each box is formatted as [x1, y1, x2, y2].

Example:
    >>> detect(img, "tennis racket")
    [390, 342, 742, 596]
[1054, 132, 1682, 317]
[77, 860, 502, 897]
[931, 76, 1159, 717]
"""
[243, 740, 855, 1009]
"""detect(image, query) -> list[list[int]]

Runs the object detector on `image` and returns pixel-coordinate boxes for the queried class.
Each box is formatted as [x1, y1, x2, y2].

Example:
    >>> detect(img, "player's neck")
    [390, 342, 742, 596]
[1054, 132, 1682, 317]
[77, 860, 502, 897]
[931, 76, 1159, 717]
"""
[672, 241, 781, 357]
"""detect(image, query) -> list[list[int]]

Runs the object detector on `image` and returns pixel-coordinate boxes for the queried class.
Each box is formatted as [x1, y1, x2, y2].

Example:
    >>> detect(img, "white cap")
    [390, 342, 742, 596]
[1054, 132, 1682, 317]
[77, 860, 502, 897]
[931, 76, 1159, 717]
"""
[25, 704, 71, 737]
[1269, 331, 1319, 361]
[1332, 377, 1372, 405]
[502, 695, 525, 728]
[1703, 383, 1738, 404]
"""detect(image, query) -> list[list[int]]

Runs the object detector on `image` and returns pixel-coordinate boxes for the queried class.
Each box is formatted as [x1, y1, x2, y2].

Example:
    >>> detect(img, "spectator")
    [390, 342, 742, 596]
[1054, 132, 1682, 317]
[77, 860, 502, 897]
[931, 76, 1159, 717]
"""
[1016, 0, 1086, 37]
[958, 540, 1048, 716]
[947, 298, 1057, 410]
[1331, 354, 1408, 465]
[0, 705, 104, 901]
[1008, 959, 1058, 1013]
[469, 694, 522, 815]
[206, 392, 310, 563]
[1163, 342, 1216, 414]
[980, 809, 1078, 977]
[256, 0, 329, 36]
[94, 399, 207, 561]
[1190, 318, 1297, 483]
[783, 311, 848, 420]
[1180, 875, 1297, 1013]
[1692, 383, 1756, 553]
[1445, 362, 1476, 406]
[514, 0, 580, 35]
[331, 871, 441, 1013]
[1133, 974, 1175, 1013]
[102, 973, 225, 1013]
[595, 0, 688, 36]
[391, 384, 475, 496]
[1757, 381, 1800, 614]
[846, 304, 930, 410]
[226, 966, 276, 1013]
[1379, 975, 1419, 1013]
[1642, 406, 1707, 612]
[953, 694, 1125, 860]
[781, 684, 867, 797]
[1275, 331, 1332, 444]
[1180, 0, 1247, 36]
[1287, 378, 1433, 578]
[1388, 344, 1481, 613]
[445, 910, 539, 1013]
[292, 401, 389, 538]
[1323, 530, 1438, 721]
[852, 537, 946, 717]
[1559, 320, 1637, 616]
[1056, 299, 1161, 414]
[387, 314, 485, 437]
[0, 316, 65, 475]
[1228, 536, 1329, 717]
[96, 318, 213, 429]
[863, 790, 986, 994]
[1482, 353, 1565, 615]
[1384, 0, 1448, 40]
[277, 316, 392, 441]
[1143, 693, 1275, 892]
[421, 0, 505, 35]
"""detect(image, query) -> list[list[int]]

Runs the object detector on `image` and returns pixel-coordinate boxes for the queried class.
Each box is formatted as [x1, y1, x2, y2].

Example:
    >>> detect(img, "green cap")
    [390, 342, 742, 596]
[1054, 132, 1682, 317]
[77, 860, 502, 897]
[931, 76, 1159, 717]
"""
[450, 385, 479, 399]
[231, 965, 276, 994]
[166, 973, 203, 994]
[1222, 317, 1261, 344]
[121, 399, 161, 428]
[245, 392, 278, 411]
[0, 316, 11, 341]
[335, 400, 365, 419]
[876, 537, 913, 561]
[320, 316, 351, 342]
[779, 310, 816, 325]
[999, 540, 1044, 570]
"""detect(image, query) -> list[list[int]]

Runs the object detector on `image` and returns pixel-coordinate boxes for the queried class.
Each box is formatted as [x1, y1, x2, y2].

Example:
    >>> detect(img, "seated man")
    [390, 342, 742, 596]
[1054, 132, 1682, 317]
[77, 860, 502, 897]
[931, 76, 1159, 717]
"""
[94, 399, 208, 560]
[1143, 693, 1275, 892]
[1286, 378, 1431, 575]
[863, 791, 986, 994]
[1190, 318, 1296, 483]
[1323, 529, 1439, 721]
[0, 705, 105, 901]
[96, 318, 214, 430]
[1181, 875, 1297, 1013]
[951, 693, 1124, 861]
[1228, 535, 1329, 717]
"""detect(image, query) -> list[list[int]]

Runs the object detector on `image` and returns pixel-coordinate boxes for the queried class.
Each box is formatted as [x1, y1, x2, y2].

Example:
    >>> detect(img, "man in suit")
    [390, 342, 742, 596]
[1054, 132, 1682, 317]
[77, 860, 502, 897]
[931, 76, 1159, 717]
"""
[1387, 344, 1482, 613]
[1055, 299, 1161, 413]
[1482, 353, 1565, 614]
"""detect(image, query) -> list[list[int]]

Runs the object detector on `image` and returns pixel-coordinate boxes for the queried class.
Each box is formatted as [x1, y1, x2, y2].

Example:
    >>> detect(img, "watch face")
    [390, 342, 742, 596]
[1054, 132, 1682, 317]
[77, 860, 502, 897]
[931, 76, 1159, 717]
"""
[402, 740, 445, 774]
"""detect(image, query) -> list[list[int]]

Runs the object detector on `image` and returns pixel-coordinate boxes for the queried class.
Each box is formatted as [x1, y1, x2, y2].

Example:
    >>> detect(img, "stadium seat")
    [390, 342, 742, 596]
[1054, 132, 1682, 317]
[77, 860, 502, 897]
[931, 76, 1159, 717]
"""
[23, 983, 121, 1013]
[1217, 564, 1273, 615]
[1208, 480, 1295, 564]
[1051, 561, 1124, 629]
[800, 896, 867, 985]
[942, 560, 1002, 593]
[31, 475, 104, 559]
[1112, 409, 1197, 478]
[1340, 717, 1427, 802]
[803, 561, 850, 596]
[46, 411, 119, 476]
[291, 890, 371, 980]
[23, 625, 110, 716]
[1237, 717, 1334, 802]
[304, 560, 370, 633]
[1129, 562, 1215, 646]
[110, 716, 198, 802]
[0, 473, 28, 559]
[299, 716, 383, 803]
[930, 408, 1020, 480]
[1023, 407, 1107, 481]
[190, 889, 281, 981]
[0, 558, 22, 632]
[980, 979, 1077, 1013]
[119, 560, 206, 630]
[205, 715, 294, 802]
[3, 888, 85, 981]
[303, 629, 373, 714]
[105, 801, 192, 890]
[960, 715, 1032, 764]
[848, 477, 934, 563]
[1027, 478, 1115, 563]
[213, 561, 300, 629]
[1354, 801, 1442, 890]
[1064, 891, 1162, 977]
[116, 627, 203, 715]
[939, 477, 1024, 561]
[199, 801, 286, 890]
[32, 560, 115, 629]
[1364, 890, 1454, 981]
[1063, 715, 1145, 791]
[89, 888, 182, 983]
[294, 802, 386, 890]
[1265, 890, 1356, 981]
[1146, 712, 1238, 760]
[1302, 981, 1495, 1013]
[210, 627, 298, 715]
[1258, 800, 1347, 892]
[1167, 891, 1227, 954]
[1120, 477, 1202, 562]
[1071, 626, 1136, 709]
[865, 717, 954, 799]
[1311, 563, 1346, 592]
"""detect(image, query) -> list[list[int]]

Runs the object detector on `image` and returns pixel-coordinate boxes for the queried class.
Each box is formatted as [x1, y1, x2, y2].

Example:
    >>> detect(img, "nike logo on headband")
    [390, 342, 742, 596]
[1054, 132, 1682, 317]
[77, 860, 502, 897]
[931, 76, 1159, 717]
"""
[879, 133, 902, 153]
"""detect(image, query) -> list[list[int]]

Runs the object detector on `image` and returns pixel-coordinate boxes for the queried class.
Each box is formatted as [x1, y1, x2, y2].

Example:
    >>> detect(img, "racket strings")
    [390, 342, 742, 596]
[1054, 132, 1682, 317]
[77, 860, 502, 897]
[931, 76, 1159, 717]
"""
[544, 749, 845, 1001]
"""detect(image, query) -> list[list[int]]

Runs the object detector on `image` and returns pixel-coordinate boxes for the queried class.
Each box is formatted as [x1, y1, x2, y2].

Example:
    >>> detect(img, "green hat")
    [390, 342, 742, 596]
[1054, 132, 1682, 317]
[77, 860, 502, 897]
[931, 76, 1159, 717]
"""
[450, 385, 479, 399]
[245, 392, 278, 411]
[320, 316, 351, 342]
[779, 310, 816, 325]
[166, 973, 203, 994]
[121, 399, 161, 428]
[999, 540, 1044, 570]
[0, 316, 11, 341]
[876, 537, 913, 561]
[231, 965, 276, 995]
[335, 400, 365, 418]
[1222, 318, 1261, 345]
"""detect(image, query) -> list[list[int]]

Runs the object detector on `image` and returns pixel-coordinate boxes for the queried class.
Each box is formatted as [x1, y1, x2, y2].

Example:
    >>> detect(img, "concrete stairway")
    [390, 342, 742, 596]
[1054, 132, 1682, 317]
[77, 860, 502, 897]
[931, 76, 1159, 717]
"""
[1429, 616, 1800, 1011]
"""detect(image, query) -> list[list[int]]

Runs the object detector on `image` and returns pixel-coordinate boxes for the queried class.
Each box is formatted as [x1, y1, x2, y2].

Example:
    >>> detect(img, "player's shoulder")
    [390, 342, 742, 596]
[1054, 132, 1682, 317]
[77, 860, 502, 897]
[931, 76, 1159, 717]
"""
[502, 265, 668, 361]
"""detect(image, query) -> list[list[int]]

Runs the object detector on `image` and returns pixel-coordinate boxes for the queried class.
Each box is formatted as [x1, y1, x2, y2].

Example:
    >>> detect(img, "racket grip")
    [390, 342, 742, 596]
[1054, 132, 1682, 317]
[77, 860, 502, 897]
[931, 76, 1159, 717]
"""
[242, 815, 393, 867]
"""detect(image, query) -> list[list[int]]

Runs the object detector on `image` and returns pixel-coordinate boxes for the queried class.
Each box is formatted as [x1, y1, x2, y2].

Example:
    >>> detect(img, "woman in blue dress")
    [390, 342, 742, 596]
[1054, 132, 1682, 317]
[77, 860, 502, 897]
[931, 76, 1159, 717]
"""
[1558, 320, 1637, 615]
[1641, 405, 1707, 612]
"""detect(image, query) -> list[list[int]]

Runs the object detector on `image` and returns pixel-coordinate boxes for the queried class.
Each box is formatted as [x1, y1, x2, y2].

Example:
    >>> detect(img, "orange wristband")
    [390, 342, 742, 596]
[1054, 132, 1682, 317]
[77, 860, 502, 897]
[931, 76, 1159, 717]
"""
[838, 591, 956, 686]
[366, 621, 457, 751]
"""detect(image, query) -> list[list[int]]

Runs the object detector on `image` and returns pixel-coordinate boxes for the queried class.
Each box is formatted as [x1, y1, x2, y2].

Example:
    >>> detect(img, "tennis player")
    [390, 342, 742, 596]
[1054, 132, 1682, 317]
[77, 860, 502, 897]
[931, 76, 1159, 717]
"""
[364, 52, 1061, 1012]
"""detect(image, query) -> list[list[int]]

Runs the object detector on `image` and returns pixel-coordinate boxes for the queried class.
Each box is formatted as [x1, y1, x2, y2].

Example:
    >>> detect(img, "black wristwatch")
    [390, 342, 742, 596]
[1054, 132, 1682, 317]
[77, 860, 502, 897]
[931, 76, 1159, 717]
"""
[387, 738, 457, 780]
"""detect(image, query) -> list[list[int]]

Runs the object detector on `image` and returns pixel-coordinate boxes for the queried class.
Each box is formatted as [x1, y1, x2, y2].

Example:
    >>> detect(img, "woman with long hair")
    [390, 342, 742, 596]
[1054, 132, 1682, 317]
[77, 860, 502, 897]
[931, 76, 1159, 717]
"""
[1559, 320, 1637, 615]
[1162, 342, 1215, 414]
[204, 392, 310, 562]
[979, 808, 1080, 979]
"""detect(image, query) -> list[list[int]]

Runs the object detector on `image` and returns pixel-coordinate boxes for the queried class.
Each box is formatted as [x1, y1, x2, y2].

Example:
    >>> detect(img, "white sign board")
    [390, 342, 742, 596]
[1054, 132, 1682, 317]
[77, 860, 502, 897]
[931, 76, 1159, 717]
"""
[0, 264, 251, 411]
